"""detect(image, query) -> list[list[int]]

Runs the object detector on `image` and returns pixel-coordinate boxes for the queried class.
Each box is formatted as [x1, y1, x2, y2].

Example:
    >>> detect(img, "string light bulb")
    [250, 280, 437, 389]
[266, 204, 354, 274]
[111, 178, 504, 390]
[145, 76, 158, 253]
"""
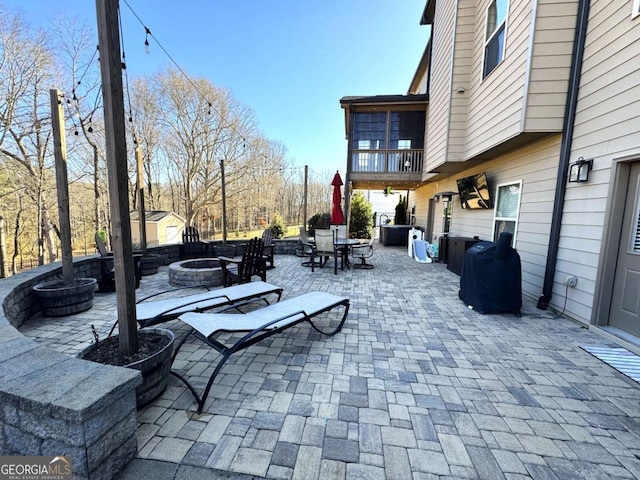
[144, 27, 151, 54]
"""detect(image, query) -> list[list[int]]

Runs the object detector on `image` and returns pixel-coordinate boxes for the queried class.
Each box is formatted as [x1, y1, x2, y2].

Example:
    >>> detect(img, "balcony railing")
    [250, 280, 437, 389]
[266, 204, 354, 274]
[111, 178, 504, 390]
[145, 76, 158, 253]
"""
[351, 149, 423, 174]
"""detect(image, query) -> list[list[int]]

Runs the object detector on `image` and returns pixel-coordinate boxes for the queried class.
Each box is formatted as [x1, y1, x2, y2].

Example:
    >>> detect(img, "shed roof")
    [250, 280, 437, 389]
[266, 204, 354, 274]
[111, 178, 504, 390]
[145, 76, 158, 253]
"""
[129, 210, 184, 222]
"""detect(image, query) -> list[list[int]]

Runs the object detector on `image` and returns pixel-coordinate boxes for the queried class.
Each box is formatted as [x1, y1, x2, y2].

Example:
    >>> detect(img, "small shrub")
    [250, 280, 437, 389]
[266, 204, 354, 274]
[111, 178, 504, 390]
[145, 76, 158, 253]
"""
[308, 212, 330, 236]
[269, 213, 286, 238]
[350, 192, 373, 238]
[395, 195, 408, 225]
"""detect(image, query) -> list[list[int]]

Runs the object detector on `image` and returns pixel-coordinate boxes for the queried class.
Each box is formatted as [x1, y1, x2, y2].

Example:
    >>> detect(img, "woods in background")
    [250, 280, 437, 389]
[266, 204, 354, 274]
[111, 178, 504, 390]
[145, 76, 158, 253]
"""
[0, 5, 333, 275]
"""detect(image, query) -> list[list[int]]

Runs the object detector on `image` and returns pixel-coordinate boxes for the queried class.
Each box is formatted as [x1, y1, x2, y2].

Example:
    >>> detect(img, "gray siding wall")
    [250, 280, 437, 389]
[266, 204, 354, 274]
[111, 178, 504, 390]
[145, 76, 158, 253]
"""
[562, 0, 640, 323]
[415, 136, 561, 303]
[524, 0, 578, 131]
[425, 0, 457, 172]
[448, 0, 477, 162]
[464, 0, 529, 158]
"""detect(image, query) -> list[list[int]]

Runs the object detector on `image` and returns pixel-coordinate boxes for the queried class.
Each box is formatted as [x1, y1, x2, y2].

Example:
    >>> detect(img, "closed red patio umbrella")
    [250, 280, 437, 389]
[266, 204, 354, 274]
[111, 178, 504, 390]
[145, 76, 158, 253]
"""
[331, 171, 345, 224]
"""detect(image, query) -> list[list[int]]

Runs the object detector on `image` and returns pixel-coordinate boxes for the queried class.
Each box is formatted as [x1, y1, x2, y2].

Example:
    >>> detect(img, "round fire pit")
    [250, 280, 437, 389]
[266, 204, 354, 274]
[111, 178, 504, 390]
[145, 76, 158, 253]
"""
[168, 258, 224, 287]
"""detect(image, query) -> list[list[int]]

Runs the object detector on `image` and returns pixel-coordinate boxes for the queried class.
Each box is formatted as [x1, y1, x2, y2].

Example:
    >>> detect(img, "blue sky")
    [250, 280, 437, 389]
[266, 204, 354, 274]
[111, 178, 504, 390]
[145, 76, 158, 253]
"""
[5, 0, 429, 176]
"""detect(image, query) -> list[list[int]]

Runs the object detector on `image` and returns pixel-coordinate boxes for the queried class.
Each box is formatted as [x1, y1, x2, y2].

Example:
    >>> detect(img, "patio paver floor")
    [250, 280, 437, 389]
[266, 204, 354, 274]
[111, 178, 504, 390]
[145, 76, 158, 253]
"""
[20, 245, 640, 479]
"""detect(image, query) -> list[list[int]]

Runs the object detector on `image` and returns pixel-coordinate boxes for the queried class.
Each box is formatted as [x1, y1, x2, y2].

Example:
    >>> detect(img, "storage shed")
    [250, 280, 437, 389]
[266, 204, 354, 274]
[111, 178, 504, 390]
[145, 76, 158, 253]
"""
[130, 210, 185, 246]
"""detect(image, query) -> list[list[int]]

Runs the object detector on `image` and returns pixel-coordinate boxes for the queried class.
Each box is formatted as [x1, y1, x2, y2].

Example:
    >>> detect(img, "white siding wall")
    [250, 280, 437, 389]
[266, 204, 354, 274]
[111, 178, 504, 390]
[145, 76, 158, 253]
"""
[425, 0, 457, 171]
[464, 0, 531, 158]
[561, 0, 640, 323]
[416, 136, 561, 301]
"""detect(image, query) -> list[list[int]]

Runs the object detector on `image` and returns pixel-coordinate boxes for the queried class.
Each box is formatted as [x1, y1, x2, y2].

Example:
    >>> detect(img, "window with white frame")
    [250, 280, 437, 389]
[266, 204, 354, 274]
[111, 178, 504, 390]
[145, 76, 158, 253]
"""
[483, 0, 508, 78]
[633, 0, 640, 18]
[492, 181, 522, 244]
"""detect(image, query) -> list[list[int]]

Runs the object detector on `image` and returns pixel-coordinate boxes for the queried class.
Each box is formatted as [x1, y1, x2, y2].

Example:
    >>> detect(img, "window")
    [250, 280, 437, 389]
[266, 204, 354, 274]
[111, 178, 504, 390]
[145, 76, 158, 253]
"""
[492, 181, 521, 244]
[633, 0, 640, 18]
[483, 0, 508, 78]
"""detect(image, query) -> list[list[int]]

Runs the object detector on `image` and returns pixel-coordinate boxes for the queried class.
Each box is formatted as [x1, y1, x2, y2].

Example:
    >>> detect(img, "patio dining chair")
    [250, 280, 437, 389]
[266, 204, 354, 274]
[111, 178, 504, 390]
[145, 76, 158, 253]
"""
[311, 229, 339, 274]
[351, 237, 375, 269]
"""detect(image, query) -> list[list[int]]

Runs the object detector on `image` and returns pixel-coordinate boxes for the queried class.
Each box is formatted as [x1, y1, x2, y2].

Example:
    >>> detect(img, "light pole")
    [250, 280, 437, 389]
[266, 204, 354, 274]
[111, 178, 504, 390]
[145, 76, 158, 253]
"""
[220, 159, 227, 244]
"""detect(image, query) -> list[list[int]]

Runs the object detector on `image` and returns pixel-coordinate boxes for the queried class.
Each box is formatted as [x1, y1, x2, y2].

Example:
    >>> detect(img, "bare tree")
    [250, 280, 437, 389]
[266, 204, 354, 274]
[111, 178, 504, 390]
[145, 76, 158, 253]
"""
[0, 8, 59, 264]
[52, 16, 109, 238]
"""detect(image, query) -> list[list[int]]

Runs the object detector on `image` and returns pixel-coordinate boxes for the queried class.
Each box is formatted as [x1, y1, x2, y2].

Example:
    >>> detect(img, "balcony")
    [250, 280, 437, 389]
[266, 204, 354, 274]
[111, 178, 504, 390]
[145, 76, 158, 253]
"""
[340, 94, 428, 191]
[349, 148, 424, 189]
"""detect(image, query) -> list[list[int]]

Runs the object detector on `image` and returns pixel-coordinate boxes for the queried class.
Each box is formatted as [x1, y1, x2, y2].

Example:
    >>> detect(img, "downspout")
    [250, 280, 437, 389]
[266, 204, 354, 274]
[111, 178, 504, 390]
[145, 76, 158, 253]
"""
[536, 0, 590, 310]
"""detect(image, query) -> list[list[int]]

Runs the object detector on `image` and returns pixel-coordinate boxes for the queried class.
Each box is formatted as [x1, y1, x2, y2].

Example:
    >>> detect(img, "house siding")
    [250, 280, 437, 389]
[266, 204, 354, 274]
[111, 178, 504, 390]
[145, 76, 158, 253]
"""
[464, 0, 530, 158]
[448, 0, 477, 162]
[558, 0, 640, 324]
[417, 136, 561, 302]
[425, 0, 457, 172]
[523, 0, 578, 132]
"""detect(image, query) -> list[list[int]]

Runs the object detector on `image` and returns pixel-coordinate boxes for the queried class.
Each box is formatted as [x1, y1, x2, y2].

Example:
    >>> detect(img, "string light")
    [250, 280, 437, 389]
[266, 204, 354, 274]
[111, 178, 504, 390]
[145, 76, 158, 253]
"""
[120, 0, 280, 166]
[144, 27, 151, 54]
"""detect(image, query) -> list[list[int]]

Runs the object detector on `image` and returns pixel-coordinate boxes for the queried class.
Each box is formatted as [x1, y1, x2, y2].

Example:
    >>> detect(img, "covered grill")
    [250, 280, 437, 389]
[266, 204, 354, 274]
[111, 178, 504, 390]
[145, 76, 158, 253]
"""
[459, 232, 522, 315]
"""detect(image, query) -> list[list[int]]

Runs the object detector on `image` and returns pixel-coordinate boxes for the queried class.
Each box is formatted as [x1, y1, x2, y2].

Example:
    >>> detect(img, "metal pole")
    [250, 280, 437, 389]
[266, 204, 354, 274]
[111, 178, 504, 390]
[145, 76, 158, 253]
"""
[220, 159, 227, 244]
[136, 147, 147, 252]
[303, 165, 308, 231]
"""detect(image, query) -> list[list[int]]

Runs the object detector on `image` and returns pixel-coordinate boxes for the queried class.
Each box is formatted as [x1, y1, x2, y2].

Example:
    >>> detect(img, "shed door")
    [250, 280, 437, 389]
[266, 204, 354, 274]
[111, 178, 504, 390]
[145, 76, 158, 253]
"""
[166, 225, 179, 244]
[609, 162, 640, 336]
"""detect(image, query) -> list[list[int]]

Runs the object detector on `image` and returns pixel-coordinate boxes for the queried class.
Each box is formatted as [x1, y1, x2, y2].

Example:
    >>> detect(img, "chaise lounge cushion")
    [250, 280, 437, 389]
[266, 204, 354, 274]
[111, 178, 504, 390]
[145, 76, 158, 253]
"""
[136, 281, 283, 327]
[179, 291, 348, 337]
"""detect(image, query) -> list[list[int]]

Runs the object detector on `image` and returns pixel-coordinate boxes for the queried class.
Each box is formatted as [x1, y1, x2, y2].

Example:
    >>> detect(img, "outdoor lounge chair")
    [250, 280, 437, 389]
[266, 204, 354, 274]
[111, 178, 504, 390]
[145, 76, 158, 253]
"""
[107, 281, 283, 336]
[171, 291, 350, 412]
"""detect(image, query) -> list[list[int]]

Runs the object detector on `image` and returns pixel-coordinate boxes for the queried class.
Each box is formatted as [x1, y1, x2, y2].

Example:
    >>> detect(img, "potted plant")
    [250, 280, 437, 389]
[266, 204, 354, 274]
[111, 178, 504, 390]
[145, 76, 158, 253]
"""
[33, 90, 97, 317]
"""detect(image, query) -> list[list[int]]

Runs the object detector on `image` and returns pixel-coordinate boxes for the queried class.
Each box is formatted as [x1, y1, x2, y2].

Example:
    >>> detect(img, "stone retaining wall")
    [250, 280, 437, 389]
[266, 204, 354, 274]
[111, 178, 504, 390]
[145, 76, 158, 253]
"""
[0, 240, 300, 478]
[0, 256, 141, 479]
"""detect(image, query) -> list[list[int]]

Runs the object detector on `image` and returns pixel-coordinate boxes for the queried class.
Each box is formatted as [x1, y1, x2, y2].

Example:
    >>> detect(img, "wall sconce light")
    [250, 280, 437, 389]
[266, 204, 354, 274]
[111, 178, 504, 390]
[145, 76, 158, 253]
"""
[569, 157, 593, 183]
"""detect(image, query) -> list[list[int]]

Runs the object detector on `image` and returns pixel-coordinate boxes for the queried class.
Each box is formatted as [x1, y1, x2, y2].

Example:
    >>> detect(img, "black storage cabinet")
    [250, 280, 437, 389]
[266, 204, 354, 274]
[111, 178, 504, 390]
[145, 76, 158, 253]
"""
[459, 232, 522, 315]
[446, 237, 481, 275]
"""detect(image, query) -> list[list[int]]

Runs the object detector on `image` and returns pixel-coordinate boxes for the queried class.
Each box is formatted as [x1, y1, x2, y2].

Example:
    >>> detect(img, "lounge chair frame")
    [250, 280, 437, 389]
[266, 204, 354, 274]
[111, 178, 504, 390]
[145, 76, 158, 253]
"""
[171, 292, 350, 412]
[107, 281, 283, 337]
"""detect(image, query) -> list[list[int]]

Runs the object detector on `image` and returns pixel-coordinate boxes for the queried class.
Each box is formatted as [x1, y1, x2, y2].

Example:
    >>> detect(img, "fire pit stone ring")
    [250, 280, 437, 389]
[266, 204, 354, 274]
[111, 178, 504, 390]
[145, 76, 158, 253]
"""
[168, 258, 224, 287]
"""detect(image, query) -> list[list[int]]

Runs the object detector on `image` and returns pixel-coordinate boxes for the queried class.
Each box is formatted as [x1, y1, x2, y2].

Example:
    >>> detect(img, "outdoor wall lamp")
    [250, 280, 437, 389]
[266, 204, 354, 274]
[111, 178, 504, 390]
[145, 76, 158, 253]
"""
[569, 157, 593, 183]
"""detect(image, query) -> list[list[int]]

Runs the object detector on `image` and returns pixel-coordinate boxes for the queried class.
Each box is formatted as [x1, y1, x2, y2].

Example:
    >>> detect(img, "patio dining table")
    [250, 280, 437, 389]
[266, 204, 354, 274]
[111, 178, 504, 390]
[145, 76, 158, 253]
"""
[334, 238, 363, 270]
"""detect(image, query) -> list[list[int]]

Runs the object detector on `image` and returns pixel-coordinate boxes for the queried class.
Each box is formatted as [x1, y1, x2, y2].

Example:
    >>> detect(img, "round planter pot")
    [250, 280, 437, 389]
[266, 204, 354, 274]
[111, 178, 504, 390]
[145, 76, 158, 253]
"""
[77, 328, 175, 409]
[33, 278, 97, 317]
[140, 254, 161, 276]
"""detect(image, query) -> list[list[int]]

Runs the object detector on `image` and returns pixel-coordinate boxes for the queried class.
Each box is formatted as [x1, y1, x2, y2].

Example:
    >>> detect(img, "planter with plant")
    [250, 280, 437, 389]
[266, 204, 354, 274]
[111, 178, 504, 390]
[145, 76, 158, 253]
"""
[76, 17, 176, 412]
[78, 326, 175, 408]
